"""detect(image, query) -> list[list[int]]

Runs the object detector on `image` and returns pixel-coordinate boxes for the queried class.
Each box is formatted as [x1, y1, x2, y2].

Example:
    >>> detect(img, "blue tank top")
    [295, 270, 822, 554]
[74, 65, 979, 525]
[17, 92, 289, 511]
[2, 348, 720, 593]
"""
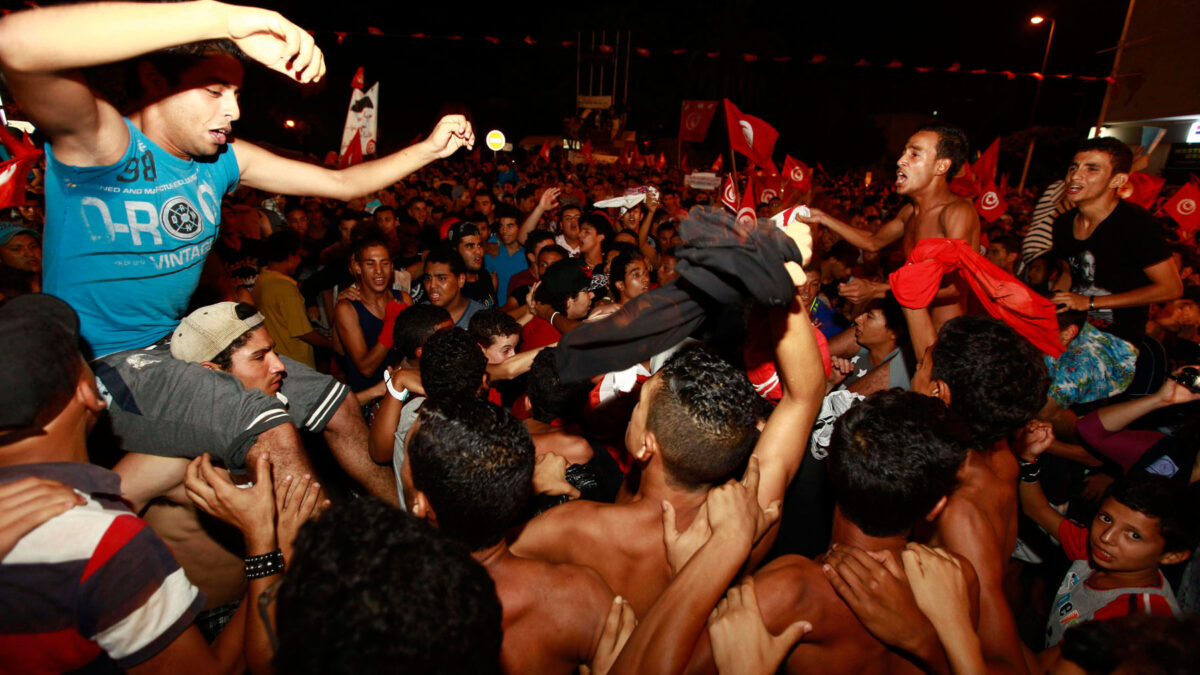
[42, 118, 240, 357]
[341, 291, 403, 391]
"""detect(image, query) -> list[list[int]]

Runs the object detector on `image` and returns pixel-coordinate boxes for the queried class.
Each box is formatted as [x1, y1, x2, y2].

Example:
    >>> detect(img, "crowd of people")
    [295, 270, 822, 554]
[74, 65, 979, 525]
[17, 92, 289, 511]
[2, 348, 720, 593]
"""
[2, 2, 1200, 674]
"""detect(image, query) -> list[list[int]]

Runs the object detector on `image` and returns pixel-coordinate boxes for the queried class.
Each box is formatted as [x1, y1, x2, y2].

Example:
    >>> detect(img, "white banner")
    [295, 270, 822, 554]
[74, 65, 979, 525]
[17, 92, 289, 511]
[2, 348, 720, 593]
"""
[340, 82, 380, 159]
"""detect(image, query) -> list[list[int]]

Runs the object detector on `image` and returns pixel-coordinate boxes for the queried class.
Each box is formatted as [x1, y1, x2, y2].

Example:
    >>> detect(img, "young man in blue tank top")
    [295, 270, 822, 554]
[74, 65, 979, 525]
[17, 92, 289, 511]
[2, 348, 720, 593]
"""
[0, 2, 473, 503]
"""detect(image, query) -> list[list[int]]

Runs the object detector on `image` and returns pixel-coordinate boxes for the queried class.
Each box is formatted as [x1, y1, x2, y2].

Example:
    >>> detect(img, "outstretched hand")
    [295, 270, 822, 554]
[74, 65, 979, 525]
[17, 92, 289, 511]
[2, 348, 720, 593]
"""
[223, 5, 325, 83]
[423, 115, 475, 159]
[539, 187, 562, 211]
[708, 577, 811, 675]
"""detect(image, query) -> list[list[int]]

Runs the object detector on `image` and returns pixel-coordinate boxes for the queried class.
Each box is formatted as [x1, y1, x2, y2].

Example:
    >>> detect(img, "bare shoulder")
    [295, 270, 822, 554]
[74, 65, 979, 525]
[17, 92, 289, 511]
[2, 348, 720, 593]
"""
[510, 499, 613, 555]
[753, 555, 827, 631]
[941, 198, 981, 238]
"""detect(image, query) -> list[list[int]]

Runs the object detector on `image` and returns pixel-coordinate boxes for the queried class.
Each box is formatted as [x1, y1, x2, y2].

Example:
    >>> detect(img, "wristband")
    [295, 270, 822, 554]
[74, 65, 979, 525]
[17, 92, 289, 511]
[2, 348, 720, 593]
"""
[383, 369, 410, 402]
[1018, 461, 1042, 483]
[1089, 295, 1095, 311]
[245, 549, 285, 579]
[549, 311, 560, 326]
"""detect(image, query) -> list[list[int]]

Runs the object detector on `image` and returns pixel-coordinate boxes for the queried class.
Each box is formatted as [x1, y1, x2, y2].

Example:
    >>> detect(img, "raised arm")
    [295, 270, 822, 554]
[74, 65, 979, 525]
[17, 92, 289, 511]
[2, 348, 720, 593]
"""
[802, 206, 907, 253]
[235, 115, 473, 201]
[0, 1, 322, 164]
[518, 187, 560, 244]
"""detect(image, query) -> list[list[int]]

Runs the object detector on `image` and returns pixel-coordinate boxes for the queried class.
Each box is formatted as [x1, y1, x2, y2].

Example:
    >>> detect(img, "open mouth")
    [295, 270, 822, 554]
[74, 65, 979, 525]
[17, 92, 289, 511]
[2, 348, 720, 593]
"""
[1092, 546, 1115, 563]
[896, 170, 908, 187]
[1067, 184, 1083, 196]
[210, 128, 230, 144]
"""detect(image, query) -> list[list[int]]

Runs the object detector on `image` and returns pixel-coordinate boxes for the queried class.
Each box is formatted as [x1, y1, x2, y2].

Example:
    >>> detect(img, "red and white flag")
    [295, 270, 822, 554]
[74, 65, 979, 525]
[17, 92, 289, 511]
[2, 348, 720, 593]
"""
[975, 181, 1008, 222]
[1162, 180, 1200, 235]
[735, 177, 758, 234]
[0, 126, 41, 208]
[339, 68, 378, 168]
[720, 174, 738, 212]
[679, 100, 719, 143]
[539, 140, 552, 163]
[971, 137, 1000, 187]
[758, 175, 782, 204]
[723, 99, 778, 174]
[1118, 171, 1165, 210]
[782, 155, 811, 192]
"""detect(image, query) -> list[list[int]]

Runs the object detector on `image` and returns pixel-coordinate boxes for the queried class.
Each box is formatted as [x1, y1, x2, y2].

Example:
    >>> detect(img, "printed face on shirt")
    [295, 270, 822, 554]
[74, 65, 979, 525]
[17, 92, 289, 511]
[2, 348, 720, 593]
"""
[482, 333, 520, 365]
[221, 327, 286, 395]
[1, 233, 42, 272]
[153, 54, 244, 160]
[425, 262, 464, 308]
[895, 130, 946, 196]
[1089, 497, 1174, 573]
[352, 244, 393, 294]
[456, 234, 484, 272]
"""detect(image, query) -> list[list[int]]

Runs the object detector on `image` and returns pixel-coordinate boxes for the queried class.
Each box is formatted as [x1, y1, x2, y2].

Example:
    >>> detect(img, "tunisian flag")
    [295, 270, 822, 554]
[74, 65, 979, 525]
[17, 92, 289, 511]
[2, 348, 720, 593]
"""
[1161, 181, 1200, 235]
[971, 137, 1000, 187]
[0, 126, 41, 208]
[782, 155, 811, 192]
[1119, 171, 1165, 209]
[723, 99, 778, 174]
[679, 100, 719, 143]
[720, 174, 738, 213]
[735, 176, 758, 234]
[758, 175, 783, 204]
[975, 181, 1008, 222]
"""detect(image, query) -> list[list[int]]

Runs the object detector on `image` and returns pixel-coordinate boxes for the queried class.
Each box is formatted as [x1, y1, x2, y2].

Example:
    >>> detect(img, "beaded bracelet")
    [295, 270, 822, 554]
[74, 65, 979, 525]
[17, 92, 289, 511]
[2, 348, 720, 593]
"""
[245, 550, 285, 579]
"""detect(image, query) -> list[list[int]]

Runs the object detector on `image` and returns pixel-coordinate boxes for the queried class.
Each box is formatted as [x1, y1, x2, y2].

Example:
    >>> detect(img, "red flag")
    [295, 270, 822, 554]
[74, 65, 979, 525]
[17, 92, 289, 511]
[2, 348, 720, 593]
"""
[971, 137, 999, 187]
[581, 140, 594, 165]
[810, 54, 826, 63]
[1161, 181, 1200, 235]
[782, 155, 811, 192]
[657, 153, 667, 171]
[758, 175, 782, 204]
[671, 48, 687, 56]
[723, 99, 778, 174]
[0, 126, 42, 208]
[484, 36, 499, 45]
[339, 129, 363, 168]
[635, 47, 650, 58]
[1118, 171, 1165, 209]
[680, 154, 689, 172]
[335, 32, 347, 44]
[736, 177, 758, 232]
[679, 100, 719, 143]
[711, 155, 723, 172]
[539, 140, 552, 163]
[949, 163, 980, 198]
[350, 67, 364, 90]
[523, 35, 536, 45]
[366, 26, 384, 35]
[720, 174, 738, 212]
[975, 181, 1008, 222]
[999, 172, 1009, 196]
[599, 44, 614, 54]
[743, 54, 758, 62]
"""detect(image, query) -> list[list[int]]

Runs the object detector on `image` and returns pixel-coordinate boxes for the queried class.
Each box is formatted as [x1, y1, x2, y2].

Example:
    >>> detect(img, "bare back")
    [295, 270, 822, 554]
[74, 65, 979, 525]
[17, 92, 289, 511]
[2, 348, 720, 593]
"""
[485, 551, 612, 674]
[509, 497, 679, 616]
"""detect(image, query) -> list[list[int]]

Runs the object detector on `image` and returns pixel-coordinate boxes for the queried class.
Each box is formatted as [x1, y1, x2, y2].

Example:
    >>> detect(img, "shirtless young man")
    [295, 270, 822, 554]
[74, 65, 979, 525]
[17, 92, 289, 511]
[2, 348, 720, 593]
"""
[688, 390, 978, 675]
[0, 2, 471, 496]
[803, 124, 981, 328]
[401, 396, 615, 674]
[510, 291, 825, 617]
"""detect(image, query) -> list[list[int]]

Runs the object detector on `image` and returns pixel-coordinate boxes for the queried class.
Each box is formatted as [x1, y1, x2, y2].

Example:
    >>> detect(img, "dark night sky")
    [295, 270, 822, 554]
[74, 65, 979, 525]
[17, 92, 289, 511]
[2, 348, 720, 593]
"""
[2, 0, 1133, 178]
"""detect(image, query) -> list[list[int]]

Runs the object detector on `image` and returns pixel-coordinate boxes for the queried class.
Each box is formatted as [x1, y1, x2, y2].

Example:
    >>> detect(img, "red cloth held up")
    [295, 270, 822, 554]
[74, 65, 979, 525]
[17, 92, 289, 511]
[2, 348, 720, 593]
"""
[889, 238, 1065, 357]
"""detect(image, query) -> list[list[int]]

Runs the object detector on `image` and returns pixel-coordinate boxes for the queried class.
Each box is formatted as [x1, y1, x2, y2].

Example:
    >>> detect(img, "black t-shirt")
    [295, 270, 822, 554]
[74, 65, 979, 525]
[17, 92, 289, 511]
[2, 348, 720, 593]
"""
[1051, 201, 1170, 342]
[461, 273, 496, 308]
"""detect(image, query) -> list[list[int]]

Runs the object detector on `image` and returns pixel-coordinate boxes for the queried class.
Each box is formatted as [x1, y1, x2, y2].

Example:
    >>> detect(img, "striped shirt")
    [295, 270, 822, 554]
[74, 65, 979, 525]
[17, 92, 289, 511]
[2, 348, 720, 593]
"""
[0, 463, 203, 673]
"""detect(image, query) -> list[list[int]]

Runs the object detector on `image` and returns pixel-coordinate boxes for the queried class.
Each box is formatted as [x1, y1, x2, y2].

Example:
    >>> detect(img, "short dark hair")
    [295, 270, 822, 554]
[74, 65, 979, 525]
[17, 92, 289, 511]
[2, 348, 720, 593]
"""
[527, 348, 592, 424]
[425, 245, 467, 277]
[931, 316, 1048, 448]
[393, 304, 451, 361]
[260, 231, 302, 265]
[1103, 473, 1199, 554]
[210, 302, 261, 370]
[1076, 137, 1134, 175]
[275, 497, 502, 675]
[523, 230, 555, 260]
[468, 309, 520, 348]
[647, 344, 761, 488]
[608, 250, 646, 299]
[420, 328, 487, 402]
[409, 397, 535, 551]
[916, 123, 970, 179]
[580, 213, 614, 251]
[990, 236, 1021, 256]
[494, 203, 521, 222]
[829, 390, 969, 537]
[373, 205, 397, 220]
[1061, 614, 1200, 674]
[351, 233, 391, 261]
[448, 221, 481, 249]
[865, 294, 908, 341]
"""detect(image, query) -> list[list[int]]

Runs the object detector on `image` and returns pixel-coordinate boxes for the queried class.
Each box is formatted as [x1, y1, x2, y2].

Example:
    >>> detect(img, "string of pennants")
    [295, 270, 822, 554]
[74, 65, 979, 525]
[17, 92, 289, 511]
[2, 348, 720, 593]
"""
[315, 27, 1119, 85]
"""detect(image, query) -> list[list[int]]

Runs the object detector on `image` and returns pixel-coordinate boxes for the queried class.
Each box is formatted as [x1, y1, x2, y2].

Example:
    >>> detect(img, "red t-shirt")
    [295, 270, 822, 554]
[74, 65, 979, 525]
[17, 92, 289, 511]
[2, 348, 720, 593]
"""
[521, 316, 561, 352]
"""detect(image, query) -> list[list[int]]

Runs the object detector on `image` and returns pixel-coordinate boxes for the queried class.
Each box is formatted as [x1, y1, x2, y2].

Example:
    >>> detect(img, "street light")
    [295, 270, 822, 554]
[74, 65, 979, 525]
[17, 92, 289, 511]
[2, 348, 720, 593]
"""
[1018, 14, 1057, 193]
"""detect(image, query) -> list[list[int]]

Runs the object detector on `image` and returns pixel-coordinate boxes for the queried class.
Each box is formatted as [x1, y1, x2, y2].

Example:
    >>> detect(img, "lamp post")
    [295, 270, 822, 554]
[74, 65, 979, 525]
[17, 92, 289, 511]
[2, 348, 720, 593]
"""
[1018, 15, 1056, 193]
